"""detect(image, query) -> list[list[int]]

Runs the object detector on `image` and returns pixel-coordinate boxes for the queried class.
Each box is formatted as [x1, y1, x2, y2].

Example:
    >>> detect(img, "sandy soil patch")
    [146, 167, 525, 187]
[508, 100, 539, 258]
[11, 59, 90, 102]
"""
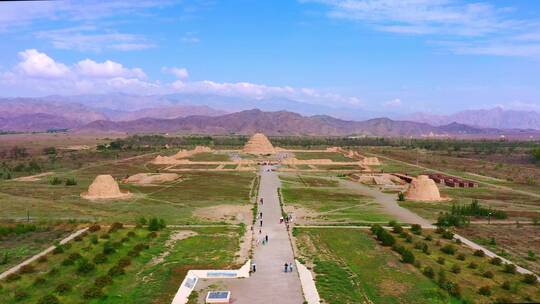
[283, 205, 320, 225]
[124, 173, 180, 185]
[193, 204, 253, 225]
[13, 172, 53, 182]
[379, 279, 408, 296]
[148, 230, 198, 266]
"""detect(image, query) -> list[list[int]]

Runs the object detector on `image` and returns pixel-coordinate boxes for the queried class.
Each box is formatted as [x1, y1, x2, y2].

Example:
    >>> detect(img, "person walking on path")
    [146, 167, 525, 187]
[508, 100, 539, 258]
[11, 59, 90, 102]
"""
[260, 198, 263, 205]
[265, 235, 268, 243]
[260, 212, 263, 219]
[260, 220, 263, 227]
[284, 262, 288, 273]
[252, 262, 256, 273]
[288, 262, 293, 273]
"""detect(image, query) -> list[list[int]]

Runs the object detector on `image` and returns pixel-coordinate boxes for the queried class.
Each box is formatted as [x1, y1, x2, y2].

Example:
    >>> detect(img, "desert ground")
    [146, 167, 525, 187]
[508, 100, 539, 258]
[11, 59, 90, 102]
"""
[0, 133, 538, 303]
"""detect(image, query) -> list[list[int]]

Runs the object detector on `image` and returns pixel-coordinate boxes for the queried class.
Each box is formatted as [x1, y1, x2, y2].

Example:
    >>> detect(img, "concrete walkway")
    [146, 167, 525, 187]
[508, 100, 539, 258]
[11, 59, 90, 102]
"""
[219, 165, 304, 303]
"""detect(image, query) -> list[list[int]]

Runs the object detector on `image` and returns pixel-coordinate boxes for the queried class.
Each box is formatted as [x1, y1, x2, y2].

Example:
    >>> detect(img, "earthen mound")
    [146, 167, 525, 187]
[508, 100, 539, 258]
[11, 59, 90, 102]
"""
[81, 175, 131, 200]
[125, 173, 180, 185]
[405, 175, 442, 201]
[174, 145, 212, 159]
[243, 133, 275, 155]
[362, 157, 381, 166]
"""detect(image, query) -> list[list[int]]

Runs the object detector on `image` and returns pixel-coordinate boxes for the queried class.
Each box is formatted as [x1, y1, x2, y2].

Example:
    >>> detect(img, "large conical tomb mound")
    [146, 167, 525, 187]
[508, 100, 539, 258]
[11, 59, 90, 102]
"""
[81, 175, 132, 200]
[243, 133, 276, 155]
[405, 175, 442, 201]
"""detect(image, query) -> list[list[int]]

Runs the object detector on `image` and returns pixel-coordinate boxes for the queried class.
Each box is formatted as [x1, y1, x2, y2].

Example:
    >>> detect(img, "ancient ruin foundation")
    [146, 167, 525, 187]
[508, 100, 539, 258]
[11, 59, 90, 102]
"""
[242, 133, 276, 155]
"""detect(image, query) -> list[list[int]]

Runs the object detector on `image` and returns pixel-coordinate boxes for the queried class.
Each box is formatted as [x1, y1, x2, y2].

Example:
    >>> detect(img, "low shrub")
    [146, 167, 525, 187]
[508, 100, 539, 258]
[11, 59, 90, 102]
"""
[61, 258, 74, 266]
[401, 249, 415, 264]
[147, 231, 158, 238]
[440, 244, 456, 255]
[74, 235, 83, 242]
[83, 286, 103, 299]
[451, 264, 461, 274]
[437, 257, 445, 265]
[473, 249, 485, 257]
[422, 244, 430, 255]
[490, 257, 502, 266]
[65, 177, 77, 186]
[76, 259, 96, 274]
[483, 270, 494, 279]
[19, 264, 35, 274]
[108, 265, 125, 277]
[6, 273, 21, 282]
[468, 262, 478, 269]
[54, 282, 72, 294]
[117, 257, 131, 268]
[423, 266, 435, 278]
[424, 235, 432, 241]
[100, 234, 110, 239]
[441, 230, 454, 240]
[405, 235, 413, 243]
[410, 224, 422, 235]
[33, 277, 46, 286]
[392, 224, 404, 234]
[47, 267, 59, 276]
[523, 273, 538, 285]
[127, 249, 140, 257]
[93, 253, 107, 264]
[478, 286, 491, 296]
[103, 242, 116, 255]
[457, 253, 466, 261]
[127, 231, 136, 237]
[37, 255, 48, 263]
[445, 281, 461, 297]
[94, 275, 113, 288]
[108, 222, 124, 233]
[52, 245, 64, 254]
[14, 290, 29, 301]
[501, 280, 511, 290]
[37, 294, 60, 304]
[90, 235, 98, 244]
[503, 263, 516, 274]
[88, 224, 101, 232]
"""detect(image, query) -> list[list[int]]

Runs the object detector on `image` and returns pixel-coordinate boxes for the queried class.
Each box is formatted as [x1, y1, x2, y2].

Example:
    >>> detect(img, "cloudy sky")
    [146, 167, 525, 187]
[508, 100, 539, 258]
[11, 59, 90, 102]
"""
[1, 0, 540, 114]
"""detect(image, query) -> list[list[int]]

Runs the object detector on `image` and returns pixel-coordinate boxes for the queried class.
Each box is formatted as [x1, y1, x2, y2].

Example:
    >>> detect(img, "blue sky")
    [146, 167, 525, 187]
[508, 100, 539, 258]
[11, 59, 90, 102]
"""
[0, 0, 540, 115]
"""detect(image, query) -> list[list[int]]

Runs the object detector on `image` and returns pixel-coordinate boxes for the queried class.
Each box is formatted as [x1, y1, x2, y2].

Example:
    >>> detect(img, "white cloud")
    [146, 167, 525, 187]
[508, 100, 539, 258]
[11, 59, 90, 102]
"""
[35, 27, 155, 52]
[76, 59, 146, 79]
[1, 49, 360, 106]
[384, 98, 402, 107]
[16, 49, 70, 78]
[162, 67, 189, 79]
[305, 0, 540, 57]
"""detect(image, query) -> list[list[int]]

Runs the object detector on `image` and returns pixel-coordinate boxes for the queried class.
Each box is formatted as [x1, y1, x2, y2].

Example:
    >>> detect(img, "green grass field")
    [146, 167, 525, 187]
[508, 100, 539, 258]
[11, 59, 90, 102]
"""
[0, 170, 254, 224]
[293, 152, 355, 162]
[187, 152, 231, 162]
[295, 228, 453, 304]
[281, 174, 393, 223]
[0, 225, 241, 304]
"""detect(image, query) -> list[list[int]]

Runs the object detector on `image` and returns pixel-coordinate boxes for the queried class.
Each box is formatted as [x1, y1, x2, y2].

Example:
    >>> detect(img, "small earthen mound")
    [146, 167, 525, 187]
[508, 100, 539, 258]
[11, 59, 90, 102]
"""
[405, 175, 442, 201]
[174, 145, 212, 159]
[243, 133, 275, 155]
[81, 175, 131, 200]
[362, 157, 381, 166]
[125, 173, 180, 185]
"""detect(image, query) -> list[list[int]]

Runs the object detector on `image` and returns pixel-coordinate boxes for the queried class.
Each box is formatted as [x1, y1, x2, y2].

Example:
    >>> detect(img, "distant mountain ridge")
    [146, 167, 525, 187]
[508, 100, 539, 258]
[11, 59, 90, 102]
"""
[79, 109, 503, 137]
[403, 107, 540, 130]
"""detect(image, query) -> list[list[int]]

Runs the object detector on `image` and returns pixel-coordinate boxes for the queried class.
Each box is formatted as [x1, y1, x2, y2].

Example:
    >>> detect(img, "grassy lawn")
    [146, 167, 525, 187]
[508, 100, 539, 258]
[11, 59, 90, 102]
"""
[295, 228, 452, 304]
[0, 171, 254, 224]
[0, 225, 241, 304]
[376, 226, 540, 303]
[281, 174, 393, 223]
[294, 152, 355, 162]
[222, 164, 238, 169]
[294, 164, 312, 170]
[187, 152, 231, 162]
[172, 164, 219, 169]
[314, 164, 359, 170]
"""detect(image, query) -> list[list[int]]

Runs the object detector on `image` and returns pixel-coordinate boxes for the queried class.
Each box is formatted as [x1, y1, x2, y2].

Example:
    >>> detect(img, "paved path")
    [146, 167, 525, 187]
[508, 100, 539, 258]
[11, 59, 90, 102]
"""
[220, 165, 304, 303]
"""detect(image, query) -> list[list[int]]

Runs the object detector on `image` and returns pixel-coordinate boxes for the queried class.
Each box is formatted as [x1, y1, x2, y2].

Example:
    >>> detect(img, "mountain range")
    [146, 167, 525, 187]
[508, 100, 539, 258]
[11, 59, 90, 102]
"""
[402, 107, 540, 130]
[0, 95, 539, 138]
